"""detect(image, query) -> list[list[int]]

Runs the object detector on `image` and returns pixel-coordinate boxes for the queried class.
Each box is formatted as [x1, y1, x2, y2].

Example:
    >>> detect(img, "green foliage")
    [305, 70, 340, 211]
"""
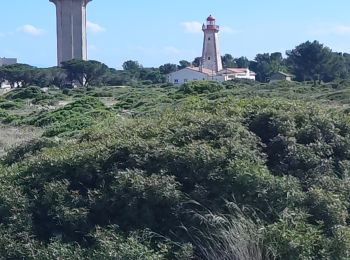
[112, 87, 175, 114]
[90, 227, 168, 259]
[264, 211, 329, 260]
[179, 80, 224, 94]
[2, 137, 59, 166]
[0, 109, 23, 124]
[5, 86, 47, 100]
[250, 52, 287, 82]
[0, 63, 36, 87]
[1, 80, 350, 258]
[26, 97, 115, 137]
[61, 59, 109, 87]
[0, 100, 24, 110]
[286, 40, 346, 82]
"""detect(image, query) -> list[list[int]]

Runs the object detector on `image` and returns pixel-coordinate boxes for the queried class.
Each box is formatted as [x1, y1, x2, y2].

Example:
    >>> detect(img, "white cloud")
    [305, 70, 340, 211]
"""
[181, 21, 202, 33]
[18, 24, 44, 36]
[87, 21, 106, 34]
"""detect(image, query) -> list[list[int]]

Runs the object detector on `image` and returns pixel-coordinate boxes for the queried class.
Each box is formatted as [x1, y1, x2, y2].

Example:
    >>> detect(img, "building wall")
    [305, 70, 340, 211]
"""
[0, 58, 17, 66]
[167, 68, 209, 84]
[0, 81, 12, 89]
[167, 68, 256, 85]
[235, 73, 256, 80]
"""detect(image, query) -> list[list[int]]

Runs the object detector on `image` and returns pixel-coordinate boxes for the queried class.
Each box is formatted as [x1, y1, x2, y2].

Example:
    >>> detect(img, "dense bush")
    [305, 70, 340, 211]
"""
[1, 82, 350, 258]
[179, 80, 224, 94]
[0, 109, 23, 124]
[26, 97, 116, 137]
[1, 95, 350, 259]
[5, 86, 47, 100]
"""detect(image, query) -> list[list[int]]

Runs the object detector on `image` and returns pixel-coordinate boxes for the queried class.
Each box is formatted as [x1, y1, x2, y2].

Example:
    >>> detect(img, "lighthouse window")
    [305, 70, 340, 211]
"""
[208, 57, 211, 60]
[208, 37, 211, 40]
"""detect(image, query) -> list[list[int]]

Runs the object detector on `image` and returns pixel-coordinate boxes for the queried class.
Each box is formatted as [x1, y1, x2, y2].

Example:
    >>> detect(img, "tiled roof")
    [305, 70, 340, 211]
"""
[186, 67, 216, 76]
[218, 68, 256, 76]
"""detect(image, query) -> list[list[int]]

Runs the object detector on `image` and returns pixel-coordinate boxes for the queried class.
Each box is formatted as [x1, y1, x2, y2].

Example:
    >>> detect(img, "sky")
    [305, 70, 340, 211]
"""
[2, 0, 350, 68]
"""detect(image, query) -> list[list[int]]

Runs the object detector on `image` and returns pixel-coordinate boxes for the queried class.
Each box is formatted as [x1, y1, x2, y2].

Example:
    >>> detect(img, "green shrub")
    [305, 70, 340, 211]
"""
[179, 80, 224, 94]
[5, 86, 47, 100]
[0, 100, 24, 110]
[0, 87, 350, 258]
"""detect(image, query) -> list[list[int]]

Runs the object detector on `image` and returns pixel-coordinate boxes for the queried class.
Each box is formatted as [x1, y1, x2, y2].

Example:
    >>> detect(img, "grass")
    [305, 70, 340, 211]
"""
[186, 203, 271, 260]
[0, 123, 43, 157]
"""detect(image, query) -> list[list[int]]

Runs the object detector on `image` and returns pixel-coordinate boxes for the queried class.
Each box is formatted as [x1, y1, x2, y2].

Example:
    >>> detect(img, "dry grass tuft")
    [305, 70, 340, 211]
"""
[187, 203, 273, 260]
[0, 124, 43, 157]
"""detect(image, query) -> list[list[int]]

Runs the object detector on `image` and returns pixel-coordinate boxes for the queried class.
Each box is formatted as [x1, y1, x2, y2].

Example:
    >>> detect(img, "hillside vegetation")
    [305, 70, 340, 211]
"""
[0, 80, 350, 259]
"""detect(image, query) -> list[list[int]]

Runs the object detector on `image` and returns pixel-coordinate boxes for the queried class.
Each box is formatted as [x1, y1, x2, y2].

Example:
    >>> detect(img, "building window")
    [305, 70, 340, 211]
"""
[174, 79, 179, 83]
[208, 37, 211, 40]
[208, 57, 211, 60]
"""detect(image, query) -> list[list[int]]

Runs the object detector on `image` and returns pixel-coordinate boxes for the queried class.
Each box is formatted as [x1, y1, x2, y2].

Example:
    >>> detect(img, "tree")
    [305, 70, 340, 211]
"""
[122, 60, 142, 72]
[0, 67, 5, 85]
[1, 64, 36, 87]
[221, 54, 236, 68]
[250, 52, 287, 82]
[103, 69, 133, 86]
[31, 68, 52, 88]
[250, 53, 271, 82]
[235, 56, 250, 68]
[139, 68, 165, 84]
[159, 63, 178, 74]
[286, 40, 343, 83]
[178, 60, 191, 69]
[47, 67, 68, 88]
[61, 59, 109, 87]
[192, 57, 202, 67]
[269, 52, 286, 73]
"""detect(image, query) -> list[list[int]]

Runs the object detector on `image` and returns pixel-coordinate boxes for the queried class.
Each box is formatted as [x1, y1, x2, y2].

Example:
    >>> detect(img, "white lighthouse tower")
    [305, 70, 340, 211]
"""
[201, 15, 223, 73]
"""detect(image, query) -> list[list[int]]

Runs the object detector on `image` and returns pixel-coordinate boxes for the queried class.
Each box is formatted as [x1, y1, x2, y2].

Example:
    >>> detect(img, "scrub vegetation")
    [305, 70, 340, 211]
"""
[0, 78, 350, 259]
[1, 39, 350, 259]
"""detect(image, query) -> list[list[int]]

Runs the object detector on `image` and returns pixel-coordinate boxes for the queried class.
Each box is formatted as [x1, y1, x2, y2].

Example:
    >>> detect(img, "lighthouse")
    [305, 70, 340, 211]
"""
[201, 15, 223, 73]
[167, 15, 256, 84]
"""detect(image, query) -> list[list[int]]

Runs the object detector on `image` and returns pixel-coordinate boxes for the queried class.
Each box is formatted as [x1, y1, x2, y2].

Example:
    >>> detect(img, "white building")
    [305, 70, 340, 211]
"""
[0, 57, 17, 66]
[167, 15, 255, 85]
[218, 68, 256, 81]
[167, 67, 255, 84]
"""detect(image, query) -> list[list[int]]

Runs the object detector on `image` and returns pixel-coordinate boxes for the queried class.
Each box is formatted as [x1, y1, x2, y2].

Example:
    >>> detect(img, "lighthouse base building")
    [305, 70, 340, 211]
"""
[167, 15, 255, 85]
[167, 67, 256, 85]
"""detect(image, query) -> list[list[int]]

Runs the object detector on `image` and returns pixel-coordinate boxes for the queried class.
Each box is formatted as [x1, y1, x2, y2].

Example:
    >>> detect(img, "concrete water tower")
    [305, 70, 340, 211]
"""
[50, 0, 91, 66]
[201, 15, 223, 73]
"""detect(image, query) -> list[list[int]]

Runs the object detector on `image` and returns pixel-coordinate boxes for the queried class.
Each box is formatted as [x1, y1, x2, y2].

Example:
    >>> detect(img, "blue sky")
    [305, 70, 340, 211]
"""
[1, 0, 350, 68]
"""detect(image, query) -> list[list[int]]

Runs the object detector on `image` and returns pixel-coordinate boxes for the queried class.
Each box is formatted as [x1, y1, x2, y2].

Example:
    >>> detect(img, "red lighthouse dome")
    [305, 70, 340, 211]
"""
[207, 15, 215, 21]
